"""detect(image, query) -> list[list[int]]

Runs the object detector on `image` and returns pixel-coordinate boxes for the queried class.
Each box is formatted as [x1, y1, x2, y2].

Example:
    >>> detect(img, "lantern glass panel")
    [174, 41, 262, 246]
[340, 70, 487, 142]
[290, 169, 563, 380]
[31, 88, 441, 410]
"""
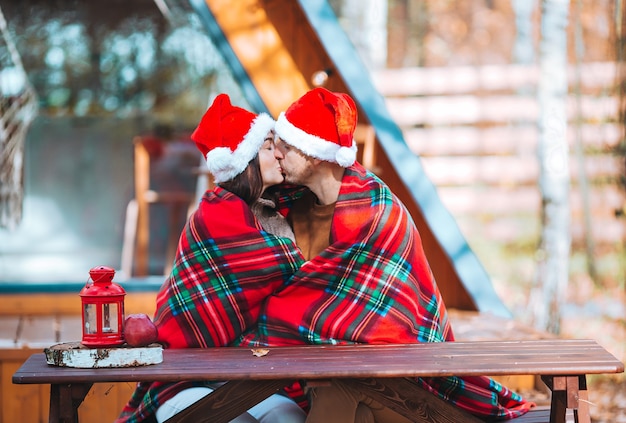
[84, 303, 98, 334]
[103, 303, 119, 333]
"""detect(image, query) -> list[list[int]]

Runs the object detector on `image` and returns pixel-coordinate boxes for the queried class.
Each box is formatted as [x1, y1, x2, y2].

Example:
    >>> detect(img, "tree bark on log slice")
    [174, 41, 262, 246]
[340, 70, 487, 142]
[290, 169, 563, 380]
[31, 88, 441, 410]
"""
[44, 341, 163, 368]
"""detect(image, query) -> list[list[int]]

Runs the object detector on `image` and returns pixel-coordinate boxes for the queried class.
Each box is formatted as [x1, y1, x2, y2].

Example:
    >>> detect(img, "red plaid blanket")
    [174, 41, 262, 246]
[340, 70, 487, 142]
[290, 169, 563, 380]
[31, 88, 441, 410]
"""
[239, 163, 533, 419]
[116, 187, 305, 422]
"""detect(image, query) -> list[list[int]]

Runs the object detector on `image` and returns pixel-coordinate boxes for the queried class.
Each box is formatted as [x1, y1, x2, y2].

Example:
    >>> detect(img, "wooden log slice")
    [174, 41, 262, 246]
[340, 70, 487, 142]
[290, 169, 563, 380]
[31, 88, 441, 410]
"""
[44, 341, 163, 368]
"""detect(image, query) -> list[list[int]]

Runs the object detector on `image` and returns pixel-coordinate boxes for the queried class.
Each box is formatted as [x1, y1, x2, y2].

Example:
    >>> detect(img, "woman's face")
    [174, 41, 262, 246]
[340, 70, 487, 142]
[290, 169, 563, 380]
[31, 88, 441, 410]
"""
[259, 131, 284, 191]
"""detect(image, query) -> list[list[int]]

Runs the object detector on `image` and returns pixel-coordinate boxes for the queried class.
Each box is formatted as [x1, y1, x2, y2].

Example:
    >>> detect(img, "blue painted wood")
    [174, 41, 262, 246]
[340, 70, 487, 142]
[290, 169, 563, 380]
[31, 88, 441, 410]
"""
[0, 277, 164, 294]
[185, 0, 510, 318]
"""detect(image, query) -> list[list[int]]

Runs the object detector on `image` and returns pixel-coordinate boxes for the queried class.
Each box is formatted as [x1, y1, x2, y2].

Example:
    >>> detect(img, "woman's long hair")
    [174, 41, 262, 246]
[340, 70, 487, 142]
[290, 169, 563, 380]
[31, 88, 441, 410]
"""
[219, 154, 264, 206]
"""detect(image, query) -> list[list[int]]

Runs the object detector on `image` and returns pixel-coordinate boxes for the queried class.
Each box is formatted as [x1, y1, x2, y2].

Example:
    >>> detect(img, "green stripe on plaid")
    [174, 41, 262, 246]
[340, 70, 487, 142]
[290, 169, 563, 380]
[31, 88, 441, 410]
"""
[240, 163, 532, 420]
[116, 188, 305, 422]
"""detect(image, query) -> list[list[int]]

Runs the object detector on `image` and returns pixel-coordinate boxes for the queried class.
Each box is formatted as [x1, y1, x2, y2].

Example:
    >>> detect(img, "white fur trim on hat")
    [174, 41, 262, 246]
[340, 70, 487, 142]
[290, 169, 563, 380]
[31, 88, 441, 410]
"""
[275, 112, 357, 167]
[206, 113, 275, 183]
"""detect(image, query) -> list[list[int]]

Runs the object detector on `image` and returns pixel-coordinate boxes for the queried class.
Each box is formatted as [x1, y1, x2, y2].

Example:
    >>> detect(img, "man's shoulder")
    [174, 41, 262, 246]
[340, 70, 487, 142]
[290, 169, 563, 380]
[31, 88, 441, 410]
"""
[342, 165, 391, 195]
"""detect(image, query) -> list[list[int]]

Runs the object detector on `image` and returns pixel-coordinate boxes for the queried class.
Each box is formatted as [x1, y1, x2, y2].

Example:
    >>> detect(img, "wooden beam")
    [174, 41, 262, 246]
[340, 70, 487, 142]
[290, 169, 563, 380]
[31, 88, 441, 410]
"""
[203, 0, 309, 117]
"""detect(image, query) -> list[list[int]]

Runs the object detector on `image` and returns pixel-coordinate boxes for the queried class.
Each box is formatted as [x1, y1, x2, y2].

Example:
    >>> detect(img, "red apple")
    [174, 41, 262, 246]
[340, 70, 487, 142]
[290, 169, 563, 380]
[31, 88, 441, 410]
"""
[123, 313, 159, 347]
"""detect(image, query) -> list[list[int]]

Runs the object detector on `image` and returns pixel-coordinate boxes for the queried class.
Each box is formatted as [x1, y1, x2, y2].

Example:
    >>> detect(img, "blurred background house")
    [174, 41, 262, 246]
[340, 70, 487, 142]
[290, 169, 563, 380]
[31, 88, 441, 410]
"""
[1, 0, 623, 324]
[0, 0, 624, 420]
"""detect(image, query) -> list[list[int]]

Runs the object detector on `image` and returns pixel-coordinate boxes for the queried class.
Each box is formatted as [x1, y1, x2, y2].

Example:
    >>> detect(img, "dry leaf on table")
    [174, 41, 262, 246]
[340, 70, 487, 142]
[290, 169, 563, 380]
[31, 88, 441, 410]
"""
[251, 348, 270, 357]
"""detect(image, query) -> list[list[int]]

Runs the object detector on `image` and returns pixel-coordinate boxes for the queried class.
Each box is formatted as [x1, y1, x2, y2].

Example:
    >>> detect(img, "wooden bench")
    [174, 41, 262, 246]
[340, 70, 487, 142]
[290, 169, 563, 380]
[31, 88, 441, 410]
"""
[12, 339, 624, 423]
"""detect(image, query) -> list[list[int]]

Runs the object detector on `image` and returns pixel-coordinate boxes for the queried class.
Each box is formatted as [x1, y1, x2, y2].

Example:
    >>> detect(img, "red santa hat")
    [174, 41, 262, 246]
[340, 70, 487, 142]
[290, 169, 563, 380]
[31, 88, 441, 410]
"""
[191, 94, 275, 183]
[275, 87, 358, 167]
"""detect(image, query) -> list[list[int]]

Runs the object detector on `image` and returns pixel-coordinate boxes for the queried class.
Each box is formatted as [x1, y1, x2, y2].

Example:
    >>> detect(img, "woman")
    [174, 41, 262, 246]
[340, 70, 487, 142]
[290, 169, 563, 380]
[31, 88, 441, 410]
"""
[116, 94, 307, 423]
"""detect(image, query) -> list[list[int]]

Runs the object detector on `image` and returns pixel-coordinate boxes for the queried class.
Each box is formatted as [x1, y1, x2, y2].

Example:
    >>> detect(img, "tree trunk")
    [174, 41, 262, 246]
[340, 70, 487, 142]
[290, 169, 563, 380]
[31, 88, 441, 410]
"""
[512, 0, 538, 65]
[341, 0, 388, 70]
[530, 0, 571, 334]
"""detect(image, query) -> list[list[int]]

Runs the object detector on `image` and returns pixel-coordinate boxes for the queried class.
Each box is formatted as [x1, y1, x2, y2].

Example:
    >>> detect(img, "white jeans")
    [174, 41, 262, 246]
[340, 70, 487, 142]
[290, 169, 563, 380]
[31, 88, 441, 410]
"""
[156, 386, 307, 423]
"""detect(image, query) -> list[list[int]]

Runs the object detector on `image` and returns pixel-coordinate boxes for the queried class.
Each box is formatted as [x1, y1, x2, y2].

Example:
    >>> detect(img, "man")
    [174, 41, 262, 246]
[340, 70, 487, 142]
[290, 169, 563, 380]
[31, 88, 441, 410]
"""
[239, 87, 532, 422]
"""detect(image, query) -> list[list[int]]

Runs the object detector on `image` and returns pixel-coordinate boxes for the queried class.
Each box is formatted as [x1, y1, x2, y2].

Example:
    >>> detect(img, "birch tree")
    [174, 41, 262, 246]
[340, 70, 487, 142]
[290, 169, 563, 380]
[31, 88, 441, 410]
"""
[530, 0, 571, 334]
[512, 0, 537, 66]
[340, 0, 388, 70]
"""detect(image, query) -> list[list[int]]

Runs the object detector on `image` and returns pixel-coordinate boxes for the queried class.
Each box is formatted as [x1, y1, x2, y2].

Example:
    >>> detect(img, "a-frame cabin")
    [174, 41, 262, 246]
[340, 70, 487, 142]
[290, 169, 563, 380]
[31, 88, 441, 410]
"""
[190, 0, 511, 318]
[2, 1, 545, 420]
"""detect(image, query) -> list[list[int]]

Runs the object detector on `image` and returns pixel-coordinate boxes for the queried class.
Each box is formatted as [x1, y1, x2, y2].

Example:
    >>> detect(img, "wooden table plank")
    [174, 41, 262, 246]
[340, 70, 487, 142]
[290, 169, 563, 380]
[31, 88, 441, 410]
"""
[164, 379, 292, 423]
[12, 339, 623, 423]
[13, 340, 623, 385]
[344, 378, 484, 423]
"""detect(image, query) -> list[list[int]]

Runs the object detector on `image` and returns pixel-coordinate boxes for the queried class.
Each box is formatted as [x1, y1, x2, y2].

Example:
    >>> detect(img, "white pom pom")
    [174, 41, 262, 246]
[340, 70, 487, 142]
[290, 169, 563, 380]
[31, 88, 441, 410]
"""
[335, 146, 356, 167]
[207, 148, 238, 182]
[206, 148, 232, 172]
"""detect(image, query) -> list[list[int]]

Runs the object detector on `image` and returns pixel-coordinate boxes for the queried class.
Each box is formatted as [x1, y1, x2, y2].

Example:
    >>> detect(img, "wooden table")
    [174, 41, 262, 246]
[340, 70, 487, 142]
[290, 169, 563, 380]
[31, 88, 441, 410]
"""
[12, 339, 624, 423]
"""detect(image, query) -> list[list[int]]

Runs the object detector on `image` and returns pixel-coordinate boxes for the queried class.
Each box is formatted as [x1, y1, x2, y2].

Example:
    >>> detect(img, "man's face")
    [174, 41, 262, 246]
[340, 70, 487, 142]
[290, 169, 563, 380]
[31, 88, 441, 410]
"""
[274, 137, 315, 186]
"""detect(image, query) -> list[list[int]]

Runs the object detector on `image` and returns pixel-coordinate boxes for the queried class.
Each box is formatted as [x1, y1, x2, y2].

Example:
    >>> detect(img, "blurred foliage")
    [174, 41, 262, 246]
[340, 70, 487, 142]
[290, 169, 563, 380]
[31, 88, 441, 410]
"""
[1, 0, 242, 131]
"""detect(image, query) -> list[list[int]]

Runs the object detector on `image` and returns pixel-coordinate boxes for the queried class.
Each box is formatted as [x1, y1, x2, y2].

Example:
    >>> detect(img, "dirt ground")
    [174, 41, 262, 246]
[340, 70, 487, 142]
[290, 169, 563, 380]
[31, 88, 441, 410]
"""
[587, 377, 626, 423]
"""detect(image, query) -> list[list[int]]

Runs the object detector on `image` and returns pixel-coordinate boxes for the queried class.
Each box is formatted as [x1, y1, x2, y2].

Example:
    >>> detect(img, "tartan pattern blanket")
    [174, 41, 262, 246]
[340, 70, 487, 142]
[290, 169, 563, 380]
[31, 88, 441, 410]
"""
[238, 163, 533, 419]
[116, 187, 305, 423]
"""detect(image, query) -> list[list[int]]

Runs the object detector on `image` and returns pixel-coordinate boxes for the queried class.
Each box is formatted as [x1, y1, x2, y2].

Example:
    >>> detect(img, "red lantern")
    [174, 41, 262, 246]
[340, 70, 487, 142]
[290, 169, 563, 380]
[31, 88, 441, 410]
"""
[80, 266, 126, 347]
